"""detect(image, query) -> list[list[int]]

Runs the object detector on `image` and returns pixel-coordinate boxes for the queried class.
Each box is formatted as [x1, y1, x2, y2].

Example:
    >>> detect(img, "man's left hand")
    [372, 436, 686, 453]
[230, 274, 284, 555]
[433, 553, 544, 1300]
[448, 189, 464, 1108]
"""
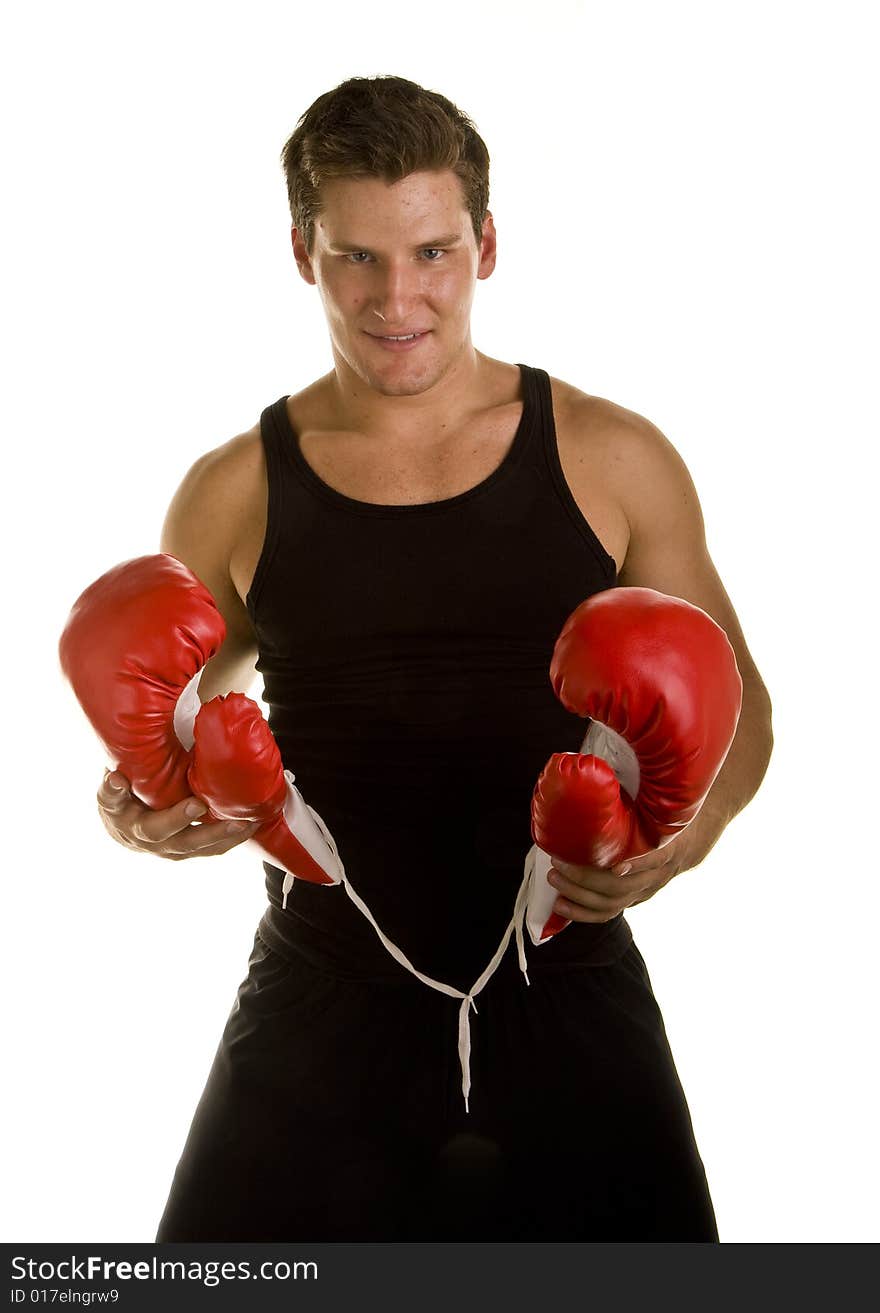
[546, 806, 727, 923]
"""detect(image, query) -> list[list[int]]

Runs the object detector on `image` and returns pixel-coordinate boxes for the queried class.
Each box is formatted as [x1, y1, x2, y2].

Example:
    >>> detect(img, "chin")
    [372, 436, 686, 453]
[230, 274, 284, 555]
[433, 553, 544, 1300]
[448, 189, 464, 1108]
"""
[354, 354, 441, 393]
[368, 373, 440, 398]
[353, 344, 450, 397]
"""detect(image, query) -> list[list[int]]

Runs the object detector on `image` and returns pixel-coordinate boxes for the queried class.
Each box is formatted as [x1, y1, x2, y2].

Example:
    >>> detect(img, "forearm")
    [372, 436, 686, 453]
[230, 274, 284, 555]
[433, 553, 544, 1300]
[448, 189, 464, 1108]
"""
[696, 675, 774, 839]
[547, 662, 774, 915]
[592, 676, 775, 904]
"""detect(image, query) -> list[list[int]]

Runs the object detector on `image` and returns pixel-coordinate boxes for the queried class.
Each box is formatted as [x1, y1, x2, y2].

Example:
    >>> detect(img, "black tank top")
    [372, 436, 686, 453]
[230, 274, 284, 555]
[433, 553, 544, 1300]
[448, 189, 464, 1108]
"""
[247, 363, 632, 990]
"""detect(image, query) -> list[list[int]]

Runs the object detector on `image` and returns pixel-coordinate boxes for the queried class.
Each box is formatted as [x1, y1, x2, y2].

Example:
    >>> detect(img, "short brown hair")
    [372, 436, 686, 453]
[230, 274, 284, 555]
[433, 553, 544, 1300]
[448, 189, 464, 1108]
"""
[280, 75, 490, 255]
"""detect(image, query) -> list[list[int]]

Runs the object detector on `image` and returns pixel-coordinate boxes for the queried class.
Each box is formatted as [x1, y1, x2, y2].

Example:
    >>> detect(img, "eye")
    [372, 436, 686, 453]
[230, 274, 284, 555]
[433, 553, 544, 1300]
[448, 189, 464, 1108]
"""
[421, 248, 445, 261]
[345, 252, 373, 264]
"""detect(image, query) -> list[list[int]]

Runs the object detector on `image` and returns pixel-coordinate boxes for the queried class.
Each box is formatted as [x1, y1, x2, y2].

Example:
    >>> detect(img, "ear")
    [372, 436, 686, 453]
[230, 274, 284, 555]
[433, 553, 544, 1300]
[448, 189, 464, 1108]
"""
[291, 226, 316, 286]
[477, 211, 497, 280]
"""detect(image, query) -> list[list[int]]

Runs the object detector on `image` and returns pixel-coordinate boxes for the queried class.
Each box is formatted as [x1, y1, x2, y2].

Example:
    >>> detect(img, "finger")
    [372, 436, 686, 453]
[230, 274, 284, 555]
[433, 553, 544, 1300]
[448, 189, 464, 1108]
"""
[613, 857, 675, 891]
[547, 863, 625, 907]
[551, 894, 624, 924]
[610, 858, 668, 882]
[98, 770, 132, 811]
[125, 796, 212, 846]
[551, 858, 664, 899]
[160, 818, 262, 859]
[543, 866, 627, 919]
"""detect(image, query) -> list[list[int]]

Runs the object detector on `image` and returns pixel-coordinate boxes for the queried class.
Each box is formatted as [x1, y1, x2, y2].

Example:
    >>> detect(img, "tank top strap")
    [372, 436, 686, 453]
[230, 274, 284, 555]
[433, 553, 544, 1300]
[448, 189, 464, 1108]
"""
[247, 398, 293, 618]
[516, 361, 545, 415]
[259, 394, 294, 503]
[517, 364, 619, 578]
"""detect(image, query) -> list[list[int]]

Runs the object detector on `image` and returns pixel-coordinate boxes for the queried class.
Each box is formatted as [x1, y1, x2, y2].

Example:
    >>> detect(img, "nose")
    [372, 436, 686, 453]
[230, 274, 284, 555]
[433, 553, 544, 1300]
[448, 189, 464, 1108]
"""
[372, 260, 423, 325]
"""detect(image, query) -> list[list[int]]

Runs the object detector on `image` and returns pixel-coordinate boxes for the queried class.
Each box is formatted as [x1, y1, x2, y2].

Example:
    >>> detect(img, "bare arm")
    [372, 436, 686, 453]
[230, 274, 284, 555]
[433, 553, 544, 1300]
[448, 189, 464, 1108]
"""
[98, 430, 268, 859]
[548, 405, 773, 921]
[159, 433, 264, 699]
[614, 411, 774, 837]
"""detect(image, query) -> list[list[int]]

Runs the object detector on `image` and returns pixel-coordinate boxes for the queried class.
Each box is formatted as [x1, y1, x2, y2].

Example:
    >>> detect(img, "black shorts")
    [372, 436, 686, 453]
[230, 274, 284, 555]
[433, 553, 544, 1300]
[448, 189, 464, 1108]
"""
[155, 921, 718, 1242]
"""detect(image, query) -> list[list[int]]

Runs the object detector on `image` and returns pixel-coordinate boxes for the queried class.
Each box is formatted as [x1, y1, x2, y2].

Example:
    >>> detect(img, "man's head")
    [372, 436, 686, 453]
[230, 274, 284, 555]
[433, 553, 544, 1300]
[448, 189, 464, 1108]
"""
[281, 75, 490, 257]
[280, 76, 496, 398]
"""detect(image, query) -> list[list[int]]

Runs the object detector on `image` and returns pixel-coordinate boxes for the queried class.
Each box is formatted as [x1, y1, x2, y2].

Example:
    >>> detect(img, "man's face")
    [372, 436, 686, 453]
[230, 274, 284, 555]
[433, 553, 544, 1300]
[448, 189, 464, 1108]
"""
[292, 169, 497, 398]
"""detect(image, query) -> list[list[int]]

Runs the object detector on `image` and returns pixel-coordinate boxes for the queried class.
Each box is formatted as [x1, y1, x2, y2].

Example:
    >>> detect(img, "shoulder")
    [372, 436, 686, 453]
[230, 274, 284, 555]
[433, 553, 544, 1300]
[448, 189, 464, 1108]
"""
[551, 375, 685, 474]
[176, 422, 266, 505]
[551, 375, 702, 536]
[545, 373, 769, 690]
[545, 375, 699, 576]
[163, 422, 268, 553]
[160, 420, 268, 617]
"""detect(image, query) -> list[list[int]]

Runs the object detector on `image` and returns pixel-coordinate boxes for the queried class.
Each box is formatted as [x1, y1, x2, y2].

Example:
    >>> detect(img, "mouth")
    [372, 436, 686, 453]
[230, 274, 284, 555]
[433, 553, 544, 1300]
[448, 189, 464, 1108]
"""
[364, 330, 431, 352]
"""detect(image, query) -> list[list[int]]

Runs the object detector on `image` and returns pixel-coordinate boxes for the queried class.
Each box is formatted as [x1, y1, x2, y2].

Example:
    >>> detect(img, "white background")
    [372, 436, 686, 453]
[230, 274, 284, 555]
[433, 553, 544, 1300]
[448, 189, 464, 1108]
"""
[2, 0, 877, 1244]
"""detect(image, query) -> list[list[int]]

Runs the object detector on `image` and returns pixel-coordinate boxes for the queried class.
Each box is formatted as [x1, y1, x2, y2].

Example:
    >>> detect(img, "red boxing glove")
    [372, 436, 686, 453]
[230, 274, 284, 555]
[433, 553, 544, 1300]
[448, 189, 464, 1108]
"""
[190, 694, 341, 891]
[59, 555, 226, 810]
[59, 553, 342, 890]
[526, 587, 743, 944]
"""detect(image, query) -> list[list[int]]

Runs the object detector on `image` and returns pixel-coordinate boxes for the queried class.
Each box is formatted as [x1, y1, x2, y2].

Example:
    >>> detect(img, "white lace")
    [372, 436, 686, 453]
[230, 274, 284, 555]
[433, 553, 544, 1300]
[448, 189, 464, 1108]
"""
[177, 691, 536, 1102]
[281, 806, 533, 1113]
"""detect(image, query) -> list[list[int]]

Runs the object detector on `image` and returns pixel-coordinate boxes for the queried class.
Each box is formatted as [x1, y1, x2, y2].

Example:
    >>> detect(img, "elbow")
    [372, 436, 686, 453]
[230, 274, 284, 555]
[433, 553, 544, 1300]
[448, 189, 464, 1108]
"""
[749, 679, 775, 781]
[738, 671, 774, 762]
[762, 682, 774, 759]
[766, 696, 775, 762]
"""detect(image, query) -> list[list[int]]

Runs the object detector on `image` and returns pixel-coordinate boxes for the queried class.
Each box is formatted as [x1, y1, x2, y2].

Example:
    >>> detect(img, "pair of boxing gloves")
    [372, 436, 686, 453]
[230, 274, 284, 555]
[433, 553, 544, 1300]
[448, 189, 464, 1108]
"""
[59, 554, 743, 944]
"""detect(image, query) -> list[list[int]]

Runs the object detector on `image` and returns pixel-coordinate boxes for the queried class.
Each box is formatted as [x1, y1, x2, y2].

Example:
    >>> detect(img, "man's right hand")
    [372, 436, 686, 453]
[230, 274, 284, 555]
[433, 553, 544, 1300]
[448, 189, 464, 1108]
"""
[97, 770, 260, 861]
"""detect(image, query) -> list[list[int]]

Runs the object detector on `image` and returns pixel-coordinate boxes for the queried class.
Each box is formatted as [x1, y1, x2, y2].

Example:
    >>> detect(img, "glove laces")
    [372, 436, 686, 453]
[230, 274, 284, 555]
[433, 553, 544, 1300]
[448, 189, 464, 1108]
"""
[282, 808, 533, 1113]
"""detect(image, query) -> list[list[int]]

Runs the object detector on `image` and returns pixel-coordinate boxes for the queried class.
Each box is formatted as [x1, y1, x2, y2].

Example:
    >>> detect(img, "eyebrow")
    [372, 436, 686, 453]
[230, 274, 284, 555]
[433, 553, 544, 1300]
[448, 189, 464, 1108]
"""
[327, 233, 463, 253]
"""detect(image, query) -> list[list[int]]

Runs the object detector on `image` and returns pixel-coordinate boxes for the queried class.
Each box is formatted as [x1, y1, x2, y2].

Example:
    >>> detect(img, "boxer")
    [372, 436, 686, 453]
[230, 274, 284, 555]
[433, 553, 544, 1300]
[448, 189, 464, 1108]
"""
[81, 75, 772, 1242]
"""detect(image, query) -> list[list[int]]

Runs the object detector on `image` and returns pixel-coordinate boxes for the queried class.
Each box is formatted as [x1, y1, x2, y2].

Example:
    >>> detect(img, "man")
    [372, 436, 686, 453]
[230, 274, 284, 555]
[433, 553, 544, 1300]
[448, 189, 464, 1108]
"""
[96, 76, 772, 1240]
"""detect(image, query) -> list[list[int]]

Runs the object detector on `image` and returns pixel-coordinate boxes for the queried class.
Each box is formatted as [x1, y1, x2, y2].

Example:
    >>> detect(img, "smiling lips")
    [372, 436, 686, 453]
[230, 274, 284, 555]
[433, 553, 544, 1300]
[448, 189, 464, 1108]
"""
[366, 330, 431, 352]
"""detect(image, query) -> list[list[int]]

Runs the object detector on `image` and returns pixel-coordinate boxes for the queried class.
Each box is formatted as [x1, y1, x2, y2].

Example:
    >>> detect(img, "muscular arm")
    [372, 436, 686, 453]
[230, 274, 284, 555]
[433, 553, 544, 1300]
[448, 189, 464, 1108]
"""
[611, 410, 773, 837]
[159, 430, 265, 703]
[547, 402, 773, 921]
[98, 428, 268, 858]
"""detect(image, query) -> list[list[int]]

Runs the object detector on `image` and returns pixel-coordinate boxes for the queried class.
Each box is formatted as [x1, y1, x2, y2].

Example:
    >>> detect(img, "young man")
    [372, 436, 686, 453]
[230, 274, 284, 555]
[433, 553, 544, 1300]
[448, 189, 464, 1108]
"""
[96, 76, 772, 1240]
